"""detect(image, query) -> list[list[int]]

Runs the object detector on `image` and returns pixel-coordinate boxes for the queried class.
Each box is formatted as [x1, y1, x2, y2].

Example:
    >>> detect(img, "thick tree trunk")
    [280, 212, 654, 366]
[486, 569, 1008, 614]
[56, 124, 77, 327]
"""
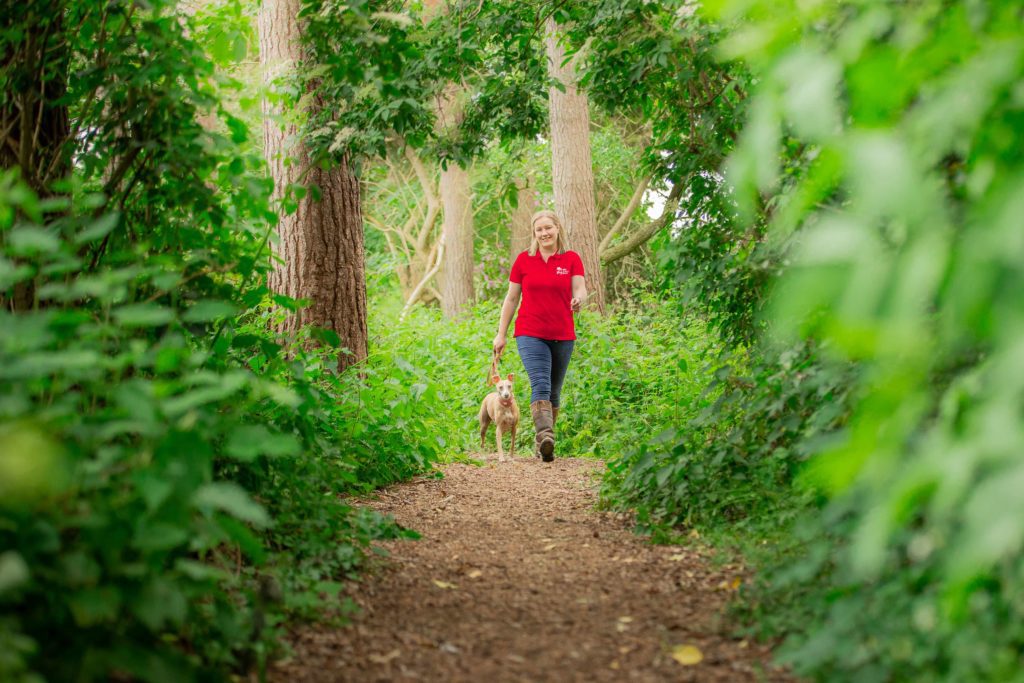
[545, 18, 605, 314]
[510, 175, 536, 259]
[259, 0, 368, 369]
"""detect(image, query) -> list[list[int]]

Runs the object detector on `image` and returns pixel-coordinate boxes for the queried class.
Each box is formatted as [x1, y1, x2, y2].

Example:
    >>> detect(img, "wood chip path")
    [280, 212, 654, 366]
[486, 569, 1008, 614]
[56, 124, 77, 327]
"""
[271, 456, 792, 682]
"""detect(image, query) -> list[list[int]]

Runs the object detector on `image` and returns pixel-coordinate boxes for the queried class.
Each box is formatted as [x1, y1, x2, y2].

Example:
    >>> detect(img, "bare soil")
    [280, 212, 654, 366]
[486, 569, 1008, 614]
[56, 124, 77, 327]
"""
[271, 455, 792, 682]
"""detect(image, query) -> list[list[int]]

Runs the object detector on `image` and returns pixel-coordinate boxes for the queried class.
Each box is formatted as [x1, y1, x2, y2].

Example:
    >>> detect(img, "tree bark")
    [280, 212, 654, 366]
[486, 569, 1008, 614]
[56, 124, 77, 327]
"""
[510, 174, 536, 259]
[259, 0, 368, 369]
[545, 18, 605, 314]
[436, 84, 475, 319]
[422, 0, 475, 318]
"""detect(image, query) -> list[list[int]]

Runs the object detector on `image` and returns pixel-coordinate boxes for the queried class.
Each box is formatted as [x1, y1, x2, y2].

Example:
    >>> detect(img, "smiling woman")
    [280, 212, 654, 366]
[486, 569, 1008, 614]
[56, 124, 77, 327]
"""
[492, 210, 587, 462]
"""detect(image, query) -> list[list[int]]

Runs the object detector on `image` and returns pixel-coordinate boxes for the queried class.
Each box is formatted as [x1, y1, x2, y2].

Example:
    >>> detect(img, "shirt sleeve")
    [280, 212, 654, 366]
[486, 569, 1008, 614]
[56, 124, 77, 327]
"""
[570, 251, 585, 277]
[509, 252, 525, 283]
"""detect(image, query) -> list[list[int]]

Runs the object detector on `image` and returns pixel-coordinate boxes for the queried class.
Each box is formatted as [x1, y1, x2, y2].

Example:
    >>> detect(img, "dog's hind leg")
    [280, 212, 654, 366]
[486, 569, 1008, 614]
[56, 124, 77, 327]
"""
[479, 407, 491, 449]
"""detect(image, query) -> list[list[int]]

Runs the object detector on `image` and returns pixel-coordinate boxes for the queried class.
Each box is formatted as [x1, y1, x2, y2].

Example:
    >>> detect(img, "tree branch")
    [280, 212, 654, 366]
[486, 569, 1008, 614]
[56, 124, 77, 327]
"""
[599, 174, 651, 253]
[601, 182, 684, 265]
[400, 233, 445, 321]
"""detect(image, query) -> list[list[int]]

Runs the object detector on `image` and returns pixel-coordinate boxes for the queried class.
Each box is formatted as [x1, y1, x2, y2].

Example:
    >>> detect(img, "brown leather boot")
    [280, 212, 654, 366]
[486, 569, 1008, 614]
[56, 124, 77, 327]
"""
[530, 400, 555, 462]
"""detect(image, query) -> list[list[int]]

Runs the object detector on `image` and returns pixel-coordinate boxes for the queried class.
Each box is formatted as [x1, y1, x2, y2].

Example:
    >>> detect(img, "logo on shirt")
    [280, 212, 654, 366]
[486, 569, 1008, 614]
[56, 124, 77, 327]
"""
[555, 266, 569, 276]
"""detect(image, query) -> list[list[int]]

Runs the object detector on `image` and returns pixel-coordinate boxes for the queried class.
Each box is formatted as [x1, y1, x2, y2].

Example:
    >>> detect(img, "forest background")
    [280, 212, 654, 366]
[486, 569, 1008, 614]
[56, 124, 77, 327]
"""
[1, 0, 1022, 681]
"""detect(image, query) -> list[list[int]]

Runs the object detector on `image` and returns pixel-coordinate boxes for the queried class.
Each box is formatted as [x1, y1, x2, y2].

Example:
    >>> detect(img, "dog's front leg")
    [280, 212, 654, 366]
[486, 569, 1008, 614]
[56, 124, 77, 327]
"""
[479, 408, 491, 449]
[496, 424, 506, 462]
[509, 424, 517, 459]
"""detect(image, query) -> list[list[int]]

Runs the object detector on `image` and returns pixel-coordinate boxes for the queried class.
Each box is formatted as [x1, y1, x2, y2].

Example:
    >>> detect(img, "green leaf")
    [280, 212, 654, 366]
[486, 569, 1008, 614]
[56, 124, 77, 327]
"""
[68, 587, 121, 626]
[133, 578, 188, 631]
[174, 559, 230, 583]
[0, 551, 30, 594]
[74, 212, 120, 245]
[225, 425, 301, 461]
[113, 304, 176, 328]
[182, 300, 238, 323]
[133, 522, 190, 552]
[0, 257, 34, 289]
[193, 482, 271, 528]
[217, 516, 267, 564]
[7, 226, 61, 255]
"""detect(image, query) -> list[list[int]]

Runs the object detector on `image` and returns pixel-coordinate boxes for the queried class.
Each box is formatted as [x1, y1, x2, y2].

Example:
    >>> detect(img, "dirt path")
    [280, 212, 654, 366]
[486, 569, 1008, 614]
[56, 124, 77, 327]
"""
[271, 456, 791, 682]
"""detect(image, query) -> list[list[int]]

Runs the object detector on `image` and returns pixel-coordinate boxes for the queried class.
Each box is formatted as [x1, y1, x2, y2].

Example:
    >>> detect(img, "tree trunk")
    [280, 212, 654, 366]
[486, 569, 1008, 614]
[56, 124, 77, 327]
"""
[545, 18, 605, 314]
[420, 0, 475, 318]
[436, 84, 475, 319]
[510, 175, 536, 259]
[259, 0, 368, 369]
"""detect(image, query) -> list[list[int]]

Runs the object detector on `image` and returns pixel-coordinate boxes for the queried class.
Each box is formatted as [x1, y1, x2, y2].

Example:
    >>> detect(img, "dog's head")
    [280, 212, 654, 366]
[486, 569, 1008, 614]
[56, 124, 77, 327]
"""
[490, 373, 515, 401]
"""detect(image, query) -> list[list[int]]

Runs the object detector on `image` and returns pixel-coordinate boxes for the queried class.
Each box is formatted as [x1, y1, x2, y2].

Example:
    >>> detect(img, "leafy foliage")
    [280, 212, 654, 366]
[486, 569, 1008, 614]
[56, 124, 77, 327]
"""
[595, 0, 1024, 680]
[0, 2, 437, 680]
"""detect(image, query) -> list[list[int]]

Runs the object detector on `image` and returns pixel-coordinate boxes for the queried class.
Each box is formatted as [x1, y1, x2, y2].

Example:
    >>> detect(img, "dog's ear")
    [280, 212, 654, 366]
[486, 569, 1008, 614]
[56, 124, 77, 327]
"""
[506, 373, 514, 382]
[490, 374, 500, 385]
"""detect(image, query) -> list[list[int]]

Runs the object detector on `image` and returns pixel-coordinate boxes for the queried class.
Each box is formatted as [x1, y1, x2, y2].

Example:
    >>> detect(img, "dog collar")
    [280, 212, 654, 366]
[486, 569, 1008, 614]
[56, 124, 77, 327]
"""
[499, 398, 513, 407]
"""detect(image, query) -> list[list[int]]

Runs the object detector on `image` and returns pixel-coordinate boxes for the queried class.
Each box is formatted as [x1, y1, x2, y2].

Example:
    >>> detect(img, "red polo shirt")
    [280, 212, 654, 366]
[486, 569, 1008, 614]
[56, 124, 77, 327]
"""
[509, 249, 584, 340]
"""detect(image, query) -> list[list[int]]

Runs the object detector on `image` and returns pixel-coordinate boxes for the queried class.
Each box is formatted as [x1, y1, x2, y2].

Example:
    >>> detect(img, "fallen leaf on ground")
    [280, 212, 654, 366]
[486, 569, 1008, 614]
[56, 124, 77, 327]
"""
[467, 569, 483, 579]
[368, 649, 400, 665]
[672, 644, 703, 666]
[432, 579, 457, 589]
[668, 553, 686, 561]
[543, 543, 558, 551]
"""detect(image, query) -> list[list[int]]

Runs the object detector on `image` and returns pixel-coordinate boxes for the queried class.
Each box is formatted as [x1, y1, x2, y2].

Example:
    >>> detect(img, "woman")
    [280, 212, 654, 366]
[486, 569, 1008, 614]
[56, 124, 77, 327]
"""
[493, 210, 587, 462]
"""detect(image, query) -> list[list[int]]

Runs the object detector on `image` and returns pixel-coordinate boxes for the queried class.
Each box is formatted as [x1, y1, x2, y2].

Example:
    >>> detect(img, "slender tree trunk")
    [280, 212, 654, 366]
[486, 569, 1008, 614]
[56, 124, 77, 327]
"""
[436, 85, 475, 319]
[545, 18, 605, 313]
[420, 0, 475, 318]
[259, 0, 368, 369]
[510, 174, 536, 259]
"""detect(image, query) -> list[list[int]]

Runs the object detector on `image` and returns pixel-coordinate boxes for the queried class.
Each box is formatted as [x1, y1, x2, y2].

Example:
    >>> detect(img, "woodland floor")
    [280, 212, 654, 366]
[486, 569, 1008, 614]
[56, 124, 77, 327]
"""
[271, 454, 793, 682]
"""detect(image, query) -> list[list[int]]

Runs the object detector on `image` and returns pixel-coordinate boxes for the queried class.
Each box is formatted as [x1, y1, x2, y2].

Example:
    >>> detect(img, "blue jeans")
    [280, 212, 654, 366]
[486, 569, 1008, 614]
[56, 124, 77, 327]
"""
[515, 336, 575, 406]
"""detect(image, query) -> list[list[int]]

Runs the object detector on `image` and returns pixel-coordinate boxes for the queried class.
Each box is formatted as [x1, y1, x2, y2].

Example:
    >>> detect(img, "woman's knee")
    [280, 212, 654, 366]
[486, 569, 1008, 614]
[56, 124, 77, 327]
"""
[530, 378, 552, 402]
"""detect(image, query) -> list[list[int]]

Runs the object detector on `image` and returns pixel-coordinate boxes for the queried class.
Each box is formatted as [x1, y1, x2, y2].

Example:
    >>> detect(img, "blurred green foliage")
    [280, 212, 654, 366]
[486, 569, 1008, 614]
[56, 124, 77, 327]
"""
[587, 0, 1024, 680]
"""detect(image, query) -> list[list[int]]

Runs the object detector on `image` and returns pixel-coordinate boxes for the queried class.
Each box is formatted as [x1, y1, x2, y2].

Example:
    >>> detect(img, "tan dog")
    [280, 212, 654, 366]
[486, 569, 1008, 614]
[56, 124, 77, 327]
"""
[479, 373, 520, 462]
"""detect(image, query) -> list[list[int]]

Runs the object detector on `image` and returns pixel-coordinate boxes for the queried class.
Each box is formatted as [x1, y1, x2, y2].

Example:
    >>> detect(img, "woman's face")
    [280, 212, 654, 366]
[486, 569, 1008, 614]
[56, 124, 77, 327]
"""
[533, 217, 559, 247]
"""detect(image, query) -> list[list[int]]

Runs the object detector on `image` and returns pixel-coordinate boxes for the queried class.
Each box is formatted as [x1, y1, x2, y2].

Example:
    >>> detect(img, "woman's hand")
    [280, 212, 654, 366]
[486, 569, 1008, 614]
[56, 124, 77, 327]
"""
[493, 334, 507, 356]
[570, 275, 587, 313]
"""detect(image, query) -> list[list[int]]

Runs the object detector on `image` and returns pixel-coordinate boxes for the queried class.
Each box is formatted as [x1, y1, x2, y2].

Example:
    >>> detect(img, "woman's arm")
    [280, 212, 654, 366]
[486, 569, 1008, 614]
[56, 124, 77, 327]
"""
[570, 275, 587, 312]
[493, 282, 522, 355]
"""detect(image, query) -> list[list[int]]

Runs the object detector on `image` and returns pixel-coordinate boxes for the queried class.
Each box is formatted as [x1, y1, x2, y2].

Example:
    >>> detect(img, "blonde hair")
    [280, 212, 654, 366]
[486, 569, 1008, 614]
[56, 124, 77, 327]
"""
[527, 210, 570, 256]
